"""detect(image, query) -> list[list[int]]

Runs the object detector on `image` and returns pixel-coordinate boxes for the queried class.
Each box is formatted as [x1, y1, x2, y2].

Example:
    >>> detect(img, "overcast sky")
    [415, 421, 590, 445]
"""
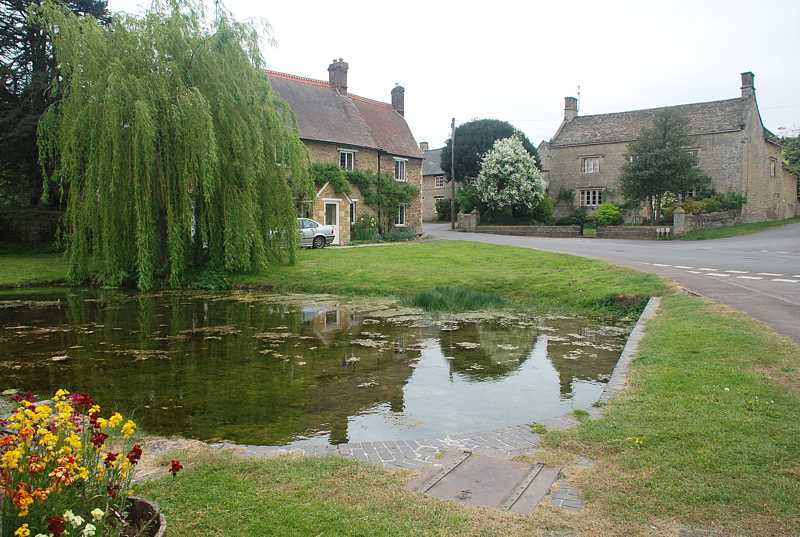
[108, 0, 800, 149]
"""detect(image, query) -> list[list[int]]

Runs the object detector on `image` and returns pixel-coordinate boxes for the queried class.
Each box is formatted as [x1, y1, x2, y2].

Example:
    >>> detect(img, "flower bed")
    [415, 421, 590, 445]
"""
[0, 390, 179, 537]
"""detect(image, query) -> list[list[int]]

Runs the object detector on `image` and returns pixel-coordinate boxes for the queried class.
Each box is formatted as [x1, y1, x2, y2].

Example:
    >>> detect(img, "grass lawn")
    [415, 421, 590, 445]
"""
[235, 241, 667, 318]
[679, 216, 800, 240]
[545, 294, 800, 535]
[0, 243, 67, 288]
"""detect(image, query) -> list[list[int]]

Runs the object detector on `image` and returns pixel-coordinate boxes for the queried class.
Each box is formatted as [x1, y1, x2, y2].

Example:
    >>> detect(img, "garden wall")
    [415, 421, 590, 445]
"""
[596, 225, 672, 240]
[471, 225, 582, 238]
[672, 208, 741, 236]
[0, 209, 63, 243]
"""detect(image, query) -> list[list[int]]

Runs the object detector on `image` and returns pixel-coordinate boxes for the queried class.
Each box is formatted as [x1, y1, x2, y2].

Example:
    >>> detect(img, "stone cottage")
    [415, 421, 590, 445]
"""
[538, 72, 799, 222]
[267, 60, 423, 245]
[419, 142, 455, 221]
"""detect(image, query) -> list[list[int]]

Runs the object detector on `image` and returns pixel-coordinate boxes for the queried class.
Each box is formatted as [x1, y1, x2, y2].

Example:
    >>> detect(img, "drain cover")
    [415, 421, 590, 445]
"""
[411, 451, 560, 514]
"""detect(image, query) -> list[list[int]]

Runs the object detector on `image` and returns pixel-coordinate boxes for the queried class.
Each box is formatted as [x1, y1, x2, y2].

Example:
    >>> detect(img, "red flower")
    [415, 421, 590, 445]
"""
[107, 485, 120, 498]
[13, 391, 36, 403]
[91, 432, 108, 448]
[169, 459, 183, 477]
[103, 451, 118, 468]
[127, 444, 143, 465]
[69, 393, 93, 410]
[47, 516, 66, 537]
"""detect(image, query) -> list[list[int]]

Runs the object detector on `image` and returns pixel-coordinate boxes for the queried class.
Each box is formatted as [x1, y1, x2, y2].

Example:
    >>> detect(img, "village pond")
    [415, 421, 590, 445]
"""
[0, 290, 630, 446]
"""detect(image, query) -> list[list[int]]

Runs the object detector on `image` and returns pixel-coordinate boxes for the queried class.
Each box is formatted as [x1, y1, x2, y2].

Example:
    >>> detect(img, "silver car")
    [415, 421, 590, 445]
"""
[298, 218, 335, 248]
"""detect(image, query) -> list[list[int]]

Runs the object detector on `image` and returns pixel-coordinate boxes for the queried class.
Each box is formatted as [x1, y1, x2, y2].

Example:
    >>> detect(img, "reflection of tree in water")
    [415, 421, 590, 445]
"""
[441, 321, 538, 381]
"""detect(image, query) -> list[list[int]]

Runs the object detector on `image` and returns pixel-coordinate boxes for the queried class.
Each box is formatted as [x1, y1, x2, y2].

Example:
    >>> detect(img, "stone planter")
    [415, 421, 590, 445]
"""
[127, 497, 166, 537]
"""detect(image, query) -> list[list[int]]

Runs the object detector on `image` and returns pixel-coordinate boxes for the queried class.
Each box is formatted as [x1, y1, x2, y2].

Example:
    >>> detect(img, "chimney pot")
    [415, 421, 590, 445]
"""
[419, 141, 429, 151]
[564, 96, 578, 121]
[741, 71, 755, 98]
[391, 84, 405, 116]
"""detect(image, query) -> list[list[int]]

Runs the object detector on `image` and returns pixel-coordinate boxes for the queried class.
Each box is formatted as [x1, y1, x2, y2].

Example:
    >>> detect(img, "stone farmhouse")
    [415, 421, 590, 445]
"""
[538, 72, 799, 222]
[267, 60, 423, 245]
[419, 142, 454, 221]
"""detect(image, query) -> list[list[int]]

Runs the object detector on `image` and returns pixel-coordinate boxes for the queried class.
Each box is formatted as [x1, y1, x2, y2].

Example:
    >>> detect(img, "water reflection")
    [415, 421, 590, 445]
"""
[0, 290, 628, 446]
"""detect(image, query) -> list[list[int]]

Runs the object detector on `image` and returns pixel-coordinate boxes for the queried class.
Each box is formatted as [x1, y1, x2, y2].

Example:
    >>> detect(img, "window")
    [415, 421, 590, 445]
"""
[581, 157, 600, 174]
[395, 204, 407, 226]
[579, 189, 603, 207]
[676, 189, 698, 201]
[769, 158, 777, 177]
[394, 158, 407, 181]
[687, 149, 699, 160]
[349, 200, 357, 223]
[339, 150, 355, 171]
[434, 175, 445, 188]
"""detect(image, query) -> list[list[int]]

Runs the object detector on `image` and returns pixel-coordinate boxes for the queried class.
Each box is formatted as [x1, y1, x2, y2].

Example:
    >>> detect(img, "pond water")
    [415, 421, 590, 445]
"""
[0, 289, 629, 446]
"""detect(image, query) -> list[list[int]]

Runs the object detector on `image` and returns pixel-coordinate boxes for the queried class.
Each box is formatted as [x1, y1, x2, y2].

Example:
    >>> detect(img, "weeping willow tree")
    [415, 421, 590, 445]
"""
[37, 0, 310, 290]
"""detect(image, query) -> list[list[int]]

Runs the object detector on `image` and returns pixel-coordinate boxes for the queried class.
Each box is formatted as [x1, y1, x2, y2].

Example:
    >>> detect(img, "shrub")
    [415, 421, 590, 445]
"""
[435, 198, 459, 221]
[404, 286, 505, 312]
[309, 163, 352, 195]
[529, 194, 555, 224]
[380, 228, 416, 242]
[681, 193, 746, 215]
[351, 215, 378, 241]
[595, 203, 624, 225]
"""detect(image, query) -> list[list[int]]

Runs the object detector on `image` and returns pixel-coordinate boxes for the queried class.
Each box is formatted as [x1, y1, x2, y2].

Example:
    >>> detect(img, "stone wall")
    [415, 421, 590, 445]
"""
[471, 225, 582, 238]
[0, 209, 63, 243]
[596, 226, 672, 240]
[672, 208, 740, 236]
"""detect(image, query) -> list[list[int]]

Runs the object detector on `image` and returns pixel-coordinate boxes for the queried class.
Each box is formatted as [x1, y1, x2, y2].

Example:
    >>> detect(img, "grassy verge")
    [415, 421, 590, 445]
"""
[235, 241, 666, 317]
[137, 451, 562, 537]
[679, 217, 800, 240]
[0, 242, 67, 288]
[545, 294, 800, 535]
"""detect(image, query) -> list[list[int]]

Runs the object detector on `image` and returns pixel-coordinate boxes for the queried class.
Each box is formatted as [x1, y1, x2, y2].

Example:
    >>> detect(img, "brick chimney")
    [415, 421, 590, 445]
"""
[328, 58, 348, 94]
[419, 141, 429, 151]
[564, 96, 578, 121]
[741, 71, 755, 98]
[391, 84, 405, 116]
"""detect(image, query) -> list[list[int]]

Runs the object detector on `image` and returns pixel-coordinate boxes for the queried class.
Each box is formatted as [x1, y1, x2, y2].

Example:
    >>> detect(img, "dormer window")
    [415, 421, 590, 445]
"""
[394, 158, 407, 181]
[339, 150, 355, 171]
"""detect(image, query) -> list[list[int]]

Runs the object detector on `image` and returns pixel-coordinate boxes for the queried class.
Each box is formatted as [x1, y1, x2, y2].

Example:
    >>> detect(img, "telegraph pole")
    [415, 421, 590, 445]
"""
[450, 117, 456, 229]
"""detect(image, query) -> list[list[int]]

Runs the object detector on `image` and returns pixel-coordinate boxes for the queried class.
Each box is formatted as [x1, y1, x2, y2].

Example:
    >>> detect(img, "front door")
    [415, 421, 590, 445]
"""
[324, 201, 340, 245]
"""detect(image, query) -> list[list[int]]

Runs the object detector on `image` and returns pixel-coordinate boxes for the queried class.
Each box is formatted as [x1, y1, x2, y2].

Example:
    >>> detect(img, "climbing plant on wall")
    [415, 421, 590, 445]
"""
[38, 0, 310, 290]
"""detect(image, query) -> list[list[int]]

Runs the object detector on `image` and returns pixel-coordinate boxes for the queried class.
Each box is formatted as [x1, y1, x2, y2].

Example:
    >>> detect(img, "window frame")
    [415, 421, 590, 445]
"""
[349, 200, 358, 223]
[394, 157, 408, 182]
[578, 188, 604, 208]
[434, 175, 445, 188]
[581, 156, 600, 174]
[338, 149, 355, 171]
[395, 203, 407, 226]
[769, 158, 777, 178]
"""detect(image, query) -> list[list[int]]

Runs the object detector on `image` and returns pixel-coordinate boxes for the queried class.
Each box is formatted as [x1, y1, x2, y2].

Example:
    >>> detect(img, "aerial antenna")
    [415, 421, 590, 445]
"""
[577, 85, 581, 113]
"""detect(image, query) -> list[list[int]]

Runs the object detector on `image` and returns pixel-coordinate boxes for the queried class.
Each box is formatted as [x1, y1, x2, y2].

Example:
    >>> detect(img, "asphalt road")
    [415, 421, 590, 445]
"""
[425, 222, 800, 343]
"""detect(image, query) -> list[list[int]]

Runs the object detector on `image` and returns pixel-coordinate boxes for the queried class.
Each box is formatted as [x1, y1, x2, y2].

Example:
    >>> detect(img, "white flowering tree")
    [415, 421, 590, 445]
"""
[473, 136, 545, 215]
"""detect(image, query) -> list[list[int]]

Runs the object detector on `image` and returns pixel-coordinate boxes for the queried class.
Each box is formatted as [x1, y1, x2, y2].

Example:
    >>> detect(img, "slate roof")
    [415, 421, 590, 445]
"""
[267, 70, 422, 159]
[552, 97, 749, 147]
[423, 147, 445, 176]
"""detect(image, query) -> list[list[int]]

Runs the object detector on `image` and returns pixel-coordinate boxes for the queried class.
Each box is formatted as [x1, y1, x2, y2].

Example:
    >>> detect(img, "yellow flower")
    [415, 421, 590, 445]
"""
[108, 412, 123, 428]
[96, 418, 108, 429]
[14, 524, 30, 537]
[66, 433, 82, 451]
[121, 420, 136, 437]
[54, 389, 70, 401]
[89, 404, 101, 415]
[78, 466, 89, 480]
[1, 448, 22, 470]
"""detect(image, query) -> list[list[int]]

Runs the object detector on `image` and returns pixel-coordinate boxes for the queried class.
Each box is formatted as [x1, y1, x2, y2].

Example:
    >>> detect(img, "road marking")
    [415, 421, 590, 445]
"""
[794, 275, 800, 279]
[697, 268, 719, 271]
[757, 272, 784, 277]
[736, 276, 763, 280]
[772, 278, 799, 283]
[688, 271, 702, 274]
[674, 265, 693, 269]
[724, 270, 749, 274]
[776, 250, 789, 254]
[652, 263, 672, 267]
[707, 273, 730, 277]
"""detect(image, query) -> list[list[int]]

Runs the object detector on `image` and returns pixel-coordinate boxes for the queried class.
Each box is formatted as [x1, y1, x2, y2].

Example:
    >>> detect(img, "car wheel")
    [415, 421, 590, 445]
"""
[312, 236, 325, 249]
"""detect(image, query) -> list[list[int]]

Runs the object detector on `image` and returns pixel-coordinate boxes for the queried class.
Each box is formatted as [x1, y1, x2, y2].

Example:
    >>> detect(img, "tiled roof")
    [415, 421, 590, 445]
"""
[267, 70, 422, 159]
[552, 98, 749, 147]
[422, 147, 445, 176]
